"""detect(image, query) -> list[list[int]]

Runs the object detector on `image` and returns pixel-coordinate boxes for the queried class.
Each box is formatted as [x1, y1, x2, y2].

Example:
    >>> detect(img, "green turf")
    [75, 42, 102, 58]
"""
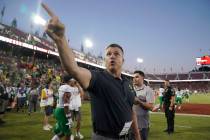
[154, 93, 210, 104]
[187, 93, 210, 104]
[0, 102, 210, 140]
[149, 113, 210, 140]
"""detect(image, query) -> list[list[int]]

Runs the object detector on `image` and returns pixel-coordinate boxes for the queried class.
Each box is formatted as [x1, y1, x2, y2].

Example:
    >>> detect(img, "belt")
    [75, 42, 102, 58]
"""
[94, 130, 129, 139]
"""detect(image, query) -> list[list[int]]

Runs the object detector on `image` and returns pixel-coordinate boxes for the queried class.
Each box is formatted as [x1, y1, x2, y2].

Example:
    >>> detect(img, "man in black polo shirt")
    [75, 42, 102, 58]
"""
[163, 80, 175, 134]
[42, 3, 141, 140]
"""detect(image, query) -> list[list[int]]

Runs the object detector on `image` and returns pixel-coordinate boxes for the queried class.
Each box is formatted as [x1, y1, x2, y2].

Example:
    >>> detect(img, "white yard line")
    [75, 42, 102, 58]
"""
[150, 112, 210, 117]
[175, 125, 192, 128]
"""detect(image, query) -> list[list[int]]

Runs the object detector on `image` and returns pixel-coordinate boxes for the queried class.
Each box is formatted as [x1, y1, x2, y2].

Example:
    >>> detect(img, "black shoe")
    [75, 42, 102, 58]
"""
[168, 131, 174, 135]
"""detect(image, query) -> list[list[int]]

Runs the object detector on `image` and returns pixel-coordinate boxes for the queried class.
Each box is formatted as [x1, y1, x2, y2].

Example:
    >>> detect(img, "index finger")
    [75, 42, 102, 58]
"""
[41, 3, 56, 17]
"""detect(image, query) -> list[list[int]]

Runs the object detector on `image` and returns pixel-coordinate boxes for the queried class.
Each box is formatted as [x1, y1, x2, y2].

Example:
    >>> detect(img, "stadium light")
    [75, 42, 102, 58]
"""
[137, 58, 143, 63]
[83, 38, 93, 48]
[33, 14, 46, 26]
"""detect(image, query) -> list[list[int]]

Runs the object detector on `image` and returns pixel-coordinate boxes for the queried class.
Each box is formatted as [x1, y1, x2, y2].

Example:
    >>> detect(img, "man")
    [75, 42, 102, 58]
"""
[175, 87, 182, 110]
[40, 80, 54, 131]
[16, 82, 26, 113]
[0, 79, 7, 124]
[163, 80, 175, 134]
[28, 81, 39, 115]
[133, 71, 154, 140]
[52, 83, 73, 140]
[68, 78, 84, 140]
[42, 3, 141, 140]
[158, 85, 164, 110]
[183, 88, 190, 103]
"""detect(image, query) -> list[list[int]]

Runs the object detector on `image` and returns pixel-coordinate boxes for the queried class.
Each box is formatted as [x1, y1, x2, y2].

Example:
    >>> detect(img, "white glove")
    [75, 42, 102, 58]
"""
[66, 118, 74, 128]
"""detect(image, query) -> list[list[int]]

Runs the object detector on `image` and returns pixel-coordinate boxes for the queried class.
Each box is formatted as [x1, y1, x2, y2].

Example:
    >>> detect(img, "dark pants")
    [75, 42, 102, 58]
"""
[140, 128, 149, 140]
[129, 128, 149, 140]
[92, 132, 129, 140]
[28, 101, 37, 113]
[17, 97, 26, 112]
[165, 107, 175, 132]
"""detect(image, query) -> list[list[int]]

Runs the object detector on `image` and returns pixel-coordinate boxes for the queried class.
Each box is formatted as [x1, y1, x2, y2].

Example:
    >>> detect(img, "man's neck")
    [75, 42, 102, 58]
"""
[134, 83, 145, 89]
[106, 69, 122, 79]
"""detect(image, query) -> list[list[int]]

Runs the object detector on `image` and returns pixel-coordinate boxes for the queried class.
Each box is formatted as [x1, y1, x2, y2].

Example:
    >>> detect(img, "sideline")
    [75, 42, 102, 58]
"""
[150, 111, 210, 118]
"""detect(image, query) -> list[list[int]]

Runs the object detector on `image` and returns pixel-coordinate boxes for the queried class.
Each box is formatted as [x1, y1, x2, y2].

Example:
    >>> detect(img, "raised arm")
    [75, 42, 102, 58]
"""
[42, 3, 91, 89]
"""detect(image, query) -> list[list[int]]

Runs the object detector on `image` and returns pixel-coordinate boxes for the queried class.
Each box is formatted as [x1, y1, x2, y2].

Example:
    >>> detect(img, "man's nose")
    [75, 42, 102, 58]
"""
[110, 53, 116, 59]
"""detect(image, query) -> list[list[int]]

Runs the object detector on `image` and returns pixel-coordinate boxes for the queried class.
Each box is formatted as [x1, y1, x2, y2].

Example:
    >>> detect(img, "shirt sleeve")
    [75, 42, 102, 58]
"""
[146, 86, 155, 103]
[86, 70, 98, 93]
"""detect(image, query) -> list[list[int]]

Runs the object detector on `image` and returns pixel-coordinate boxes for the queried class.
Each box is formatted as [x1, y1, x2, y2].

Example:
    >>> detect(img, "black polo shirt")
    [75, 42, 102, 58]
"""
[163, 86, 175, 107]
[87, 70, 135, 136]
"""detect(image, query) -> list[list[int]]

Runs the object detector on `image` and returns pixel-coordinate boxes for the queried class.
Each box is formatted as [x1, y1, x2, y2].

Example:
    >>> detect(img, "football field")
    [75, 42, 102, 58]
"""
[0, 101, 210, 140]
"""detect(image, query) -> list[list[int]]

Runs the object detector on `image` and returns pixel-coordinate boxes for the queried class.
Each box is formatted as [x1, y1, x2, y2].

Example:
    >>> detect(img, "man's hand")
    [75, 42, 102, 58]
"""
[75, 81, 81, 88]
[134, 97, 143, 106]
[66, 118, 74, 128]
[41, 3, 65, 43]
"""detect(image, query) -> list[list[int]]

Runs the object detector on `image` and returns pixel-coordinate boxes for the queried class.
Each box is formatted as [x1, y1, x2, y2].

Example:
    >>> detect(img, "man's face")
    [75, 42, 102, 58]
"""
[164, 81, 169, 87]
[105, 47, 124, 72]
[69, 80, 76, 86]
[133, 73, 144, 86]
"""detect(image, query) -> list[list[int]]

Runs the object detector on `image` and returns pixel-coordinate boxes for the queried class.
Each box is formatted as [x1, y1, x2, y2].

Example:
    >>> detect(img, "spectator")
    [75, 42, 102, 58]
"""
[132, 70, 154, 140]
[163, 80, 175, 134]
[28, 82, 39, 115]
[0, 79, 7, 124]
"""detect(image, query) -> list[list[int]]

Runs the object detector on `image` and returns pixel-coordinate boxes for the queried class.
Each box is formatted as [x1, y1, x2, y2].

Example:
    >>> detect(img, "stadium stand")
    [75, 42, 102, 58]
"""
[0, 22, 210, 93]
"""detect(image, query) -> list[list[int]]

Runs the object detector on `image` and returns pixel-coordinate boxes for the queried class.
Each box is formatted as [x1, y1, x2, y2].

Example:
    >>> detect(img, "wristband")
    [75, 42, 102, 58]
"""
[64, 103, 69, 107]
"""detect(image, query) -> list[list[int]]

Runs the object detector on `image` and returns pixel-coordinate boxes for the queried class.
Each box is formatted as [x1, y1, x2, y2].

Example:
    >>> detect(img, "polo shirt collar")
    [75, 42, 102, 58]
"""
[105, 70, 123, 81]
[135, 84, 146, 91]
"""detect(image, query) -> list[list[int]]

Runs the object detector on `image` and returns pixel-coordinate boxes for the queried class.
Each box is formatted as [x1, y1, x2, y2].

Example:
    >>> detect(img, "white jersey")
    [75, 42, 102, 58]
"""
[176, 90, 183, 98]
[159, 88, 164, 97]
[69, 86, 82, 111]
[57, 85, 73, 108]
[46, 89, 54, 106]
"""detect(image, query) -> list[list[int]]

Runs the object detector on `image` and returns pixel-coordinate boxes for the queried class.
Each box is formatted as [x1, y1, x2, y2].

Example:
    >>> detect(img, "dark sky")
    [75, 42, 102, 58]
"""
[1, 0, 210, 73]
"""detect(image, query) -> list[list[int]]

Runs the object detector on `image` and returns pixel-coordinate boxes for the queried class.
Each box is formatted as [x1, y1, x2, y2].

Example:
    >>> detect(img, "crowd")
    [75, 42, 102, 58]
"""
[0, 3, 209, 140]
[0, 48, 86, 139]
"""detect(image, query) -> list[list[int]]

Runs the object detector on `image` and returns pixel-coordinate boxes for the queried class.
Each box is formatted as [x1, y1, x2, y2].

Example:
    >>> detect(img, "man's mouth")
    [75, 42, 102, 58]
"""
[110, 61, 115, 65]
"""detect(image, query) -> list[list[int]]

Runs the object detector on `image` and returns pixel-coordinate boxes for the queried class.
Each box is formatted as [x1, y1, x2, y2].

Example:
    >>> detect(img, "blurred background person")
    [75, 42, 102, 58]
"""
[40, 79, 54, 131]
[68, 78, 84, 140]
[163, 80, 175, 135]
[28, 81, 39, 115]
[133, 70, 155, 140]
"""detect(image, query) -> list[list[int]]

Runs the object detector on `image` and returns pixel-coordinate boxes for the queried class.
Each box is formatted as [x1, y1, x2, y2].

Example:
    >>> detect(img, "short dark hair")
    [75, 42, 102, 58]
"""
[63, 74, 72, 83]
[106, 43, 124, 54]
[134, 70, 145, 77]
[165, 79, 170, 82]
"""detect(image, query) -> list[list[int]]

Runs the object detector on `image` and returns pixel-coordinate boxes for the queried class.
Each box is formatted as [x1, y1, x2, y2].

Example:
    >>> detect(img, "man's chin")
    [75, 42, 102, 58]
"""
[108, 67, 117, 72]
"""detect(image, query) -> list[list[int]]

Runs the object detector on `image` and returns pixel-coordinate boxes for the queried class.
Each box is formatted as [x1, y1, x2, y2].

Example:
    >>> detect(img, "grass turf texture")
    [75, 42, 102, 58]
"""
[187, 93, 210, 104]
[155, 93, 210, 104]
[1, 93, 210, 140]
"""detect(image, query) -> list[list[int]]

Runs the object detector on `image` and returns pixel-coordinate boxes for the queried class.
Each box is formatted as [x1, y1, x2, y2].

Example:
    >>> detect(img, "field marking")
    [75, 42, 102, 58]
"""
[150, 112, 210, 117]
[175, 125, 192, 128]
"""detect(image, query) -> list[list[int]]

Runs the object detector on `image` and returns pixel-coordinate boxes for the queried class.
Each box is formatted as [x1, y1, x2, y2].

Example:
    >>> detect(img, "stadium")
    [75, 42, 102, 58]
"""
[0, 1, 210, 140]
